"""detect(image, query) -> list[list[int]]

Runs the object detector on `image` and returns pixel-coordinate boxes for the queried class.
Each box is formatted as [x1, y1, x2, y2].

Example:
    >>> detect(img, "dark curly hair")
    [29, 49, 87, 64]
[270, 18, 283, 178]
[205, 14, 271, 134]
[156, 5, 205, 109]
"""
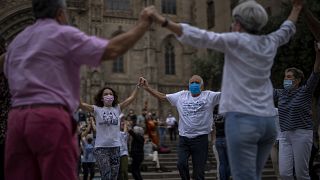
[94, 87, 118, 107]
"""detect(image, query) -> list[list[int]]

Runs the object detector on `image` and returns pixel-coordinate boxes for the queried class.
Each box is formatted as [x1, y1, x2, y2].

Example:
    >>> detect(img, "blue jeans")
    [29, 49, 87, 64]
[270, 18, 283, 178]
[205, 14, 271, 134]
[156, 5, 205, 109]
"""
[158, 127, 166, 146]
[177, 134, 208, 180]
[216, 138, 231, 180]
[225, 112, 277, 180]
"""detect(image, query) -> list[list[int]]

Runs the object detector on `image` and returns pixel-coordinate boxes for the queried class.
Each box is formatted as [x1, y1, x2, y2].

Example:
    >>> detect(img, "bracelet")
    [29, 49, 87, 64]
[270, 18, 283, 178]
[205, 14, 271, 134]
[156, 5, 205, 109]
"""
[162, 18, 169, 27]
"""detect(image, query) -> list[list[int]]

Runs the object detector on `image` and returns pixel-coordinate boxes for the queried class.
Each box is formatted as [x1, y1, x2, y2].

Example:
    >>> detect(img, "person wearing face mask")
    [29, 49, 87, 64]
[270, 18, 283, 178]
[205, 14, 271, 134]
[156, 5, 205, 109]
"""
[139, 75, 221, 180]
[79, 82, 140, 180]
[273, 44, 320, 179]
[148, 0, 304, 179]
[3, 0, 156, 179]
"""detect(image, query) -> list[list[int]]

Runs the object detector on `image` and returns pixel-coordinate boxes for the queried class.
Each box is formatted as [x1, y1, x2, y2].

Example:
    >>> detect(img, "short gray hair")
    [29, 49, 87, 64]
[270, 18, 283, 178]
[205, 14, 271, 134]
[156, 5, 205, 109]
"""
[189, 75, 204, 86]
[32, 0, 66, 19]
[232, 0, 268, 33]
[133, 126, 144, 136]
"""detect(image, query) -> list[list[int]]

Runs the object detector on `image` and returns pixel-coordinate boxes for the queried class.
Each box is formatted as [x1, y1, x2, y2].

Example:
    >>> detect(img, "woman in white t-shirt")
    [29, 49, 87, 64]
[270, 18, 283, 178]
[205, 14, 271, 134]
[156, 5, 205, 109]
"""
[80, 83, 140, 180]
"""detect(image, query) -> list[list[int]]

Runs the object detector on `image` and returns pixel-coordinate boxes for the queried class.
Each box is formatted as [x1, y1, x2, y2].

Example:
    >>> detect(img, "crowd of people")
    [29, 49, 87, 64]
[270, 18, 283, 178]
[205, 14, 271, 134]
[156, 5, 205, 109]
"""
[76, 103, 177, 180]
[1, 0, 320, 180]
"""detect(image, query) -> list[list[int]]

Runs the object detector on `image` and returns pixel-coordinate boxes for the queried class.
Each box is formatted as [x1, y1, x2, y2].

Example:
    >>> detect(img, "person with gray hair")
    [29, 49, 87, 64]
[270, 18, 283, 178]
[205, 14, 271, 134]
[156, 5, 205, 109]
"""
[128, 126, 145, 180]
[3, 0, 155, 179]
[139, 75, 221, 180]
[149, 0, 303, 179]
[274, 10, 320, 178]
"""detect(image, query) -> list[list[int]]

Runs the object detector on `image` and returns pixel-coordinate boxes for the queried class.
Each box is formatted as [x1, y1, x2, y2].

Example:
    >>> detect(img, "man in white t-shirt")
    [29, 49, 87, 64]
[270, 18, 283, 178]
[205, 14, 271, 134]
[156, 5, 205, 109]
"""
[140, 75, 221, 180]
[166, 113, 177, 141]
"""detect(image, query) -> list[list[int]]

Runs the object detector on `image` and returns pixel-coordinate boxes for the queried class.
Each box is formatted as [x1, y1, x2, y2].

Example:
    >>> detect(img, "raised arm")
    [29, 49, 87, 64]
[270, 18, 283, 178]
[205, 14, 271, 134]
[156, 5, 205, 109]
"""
[287, 0, 303, 24]
[81, 122, 92, 138]
[140, 77, 167, 101]
[102, 6, 153, 60]
[0, 53, 5, 73]
[151, 9, 182, 36]
[119, 84, 140, 111]
[303, 7, 320, 40]
[79, 100, 94, 113]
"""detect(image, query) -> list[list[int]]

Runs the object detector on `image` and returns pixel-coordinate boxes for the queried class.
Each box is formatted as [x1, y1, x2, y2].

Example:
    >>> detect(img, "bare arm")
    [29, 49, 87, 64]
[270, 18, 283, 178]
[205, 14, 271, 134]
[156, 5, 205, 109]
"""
[303, 8, 320, 40]
[90, 119, 96, 132]
[81, 123, 92, 138]
[102, 6, 153, 60]
[152, 11, 182, 36]
[140, 77, 167, 101]
[287, 0, 303, 23]
[0, 53, 5, 73]
[79, 101, 94, 113]
[119, 85, 139, 111]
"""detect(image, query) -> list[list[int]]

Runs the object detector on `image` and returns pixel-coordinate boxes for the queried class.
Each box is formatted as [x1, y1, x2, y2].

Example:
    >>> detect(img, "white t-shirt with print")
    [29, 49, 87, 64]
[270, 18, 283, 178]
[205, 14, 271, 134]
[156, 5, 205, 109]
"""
[93, 105, 121, 148]
[166, 116, 176, 128]
[166, 90, 221, 138]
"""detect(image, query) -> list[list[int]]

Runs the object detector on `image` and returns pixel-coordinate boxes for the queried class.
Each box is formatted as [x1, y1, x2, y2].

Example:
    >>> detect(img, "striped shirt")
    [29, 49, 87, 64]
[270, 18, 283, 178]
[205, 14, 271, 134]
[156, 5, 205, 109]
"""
[274, 72, 320, 132]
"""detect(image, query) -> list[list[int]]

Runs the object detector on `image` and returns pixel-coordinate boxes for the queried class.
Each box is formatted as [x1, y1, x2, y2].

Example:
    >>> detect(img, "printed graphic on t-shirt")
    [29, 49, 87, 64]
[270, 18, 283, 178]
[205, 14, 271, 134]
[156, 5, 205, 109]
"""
[182, 100, 205, 117]
[99, 111, 118, 126]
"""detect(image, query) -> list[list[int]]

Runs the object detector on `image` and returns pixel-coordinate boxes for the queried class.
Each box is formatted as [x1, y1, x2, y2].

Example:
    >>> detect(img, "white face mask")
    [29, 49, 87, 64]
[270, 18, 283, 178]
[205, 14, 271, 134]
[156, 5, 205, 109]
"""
[283, 79, 294, 90]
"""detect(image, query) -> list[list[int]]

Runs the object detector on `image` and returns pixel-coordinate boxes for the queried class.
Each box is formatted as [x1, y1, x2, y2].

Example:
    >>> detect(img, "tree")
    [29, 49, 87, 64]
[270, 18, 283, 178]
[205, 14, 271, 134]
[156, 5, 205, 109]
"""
[191, 52, 224, 90]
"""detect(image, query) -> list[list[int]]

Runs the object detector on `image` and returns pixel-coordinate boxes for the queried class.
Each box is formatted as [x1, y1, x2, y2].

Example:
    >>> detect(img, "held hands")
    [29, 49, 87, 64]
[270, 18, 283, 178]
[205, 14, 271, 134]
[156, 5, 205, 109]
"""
[139, 77, 149, 89]
[139, 6, 167, 26]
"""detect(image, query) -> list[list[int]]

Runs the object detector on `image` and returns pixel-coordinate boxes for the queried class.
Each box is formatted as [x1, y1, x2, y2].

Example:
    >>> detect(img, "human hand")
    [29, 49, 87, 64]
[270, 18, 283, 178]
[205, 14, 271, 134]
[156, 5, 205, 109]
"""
[292, 0, 303, 9]
[139, 77, 149, 89]
[139, 5, 156, 25]
[150, 8, 166, 26]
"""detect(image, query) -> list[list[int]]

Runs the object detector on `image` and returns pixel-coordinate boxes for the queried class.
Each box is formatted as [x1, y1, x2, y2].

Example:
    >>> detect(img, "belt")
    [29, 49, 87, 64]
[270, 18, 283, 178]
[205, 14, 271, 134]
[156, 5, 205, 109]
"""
[11, 103, 69, 113]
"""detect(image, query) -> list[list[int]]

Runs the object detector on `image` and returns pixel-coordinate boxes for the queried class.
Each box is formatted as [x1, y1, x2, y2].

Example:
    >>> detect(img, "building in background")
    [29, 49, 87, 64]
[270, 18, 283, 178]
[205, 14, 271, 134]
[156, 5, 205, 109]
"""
[0, 0, 282, 117]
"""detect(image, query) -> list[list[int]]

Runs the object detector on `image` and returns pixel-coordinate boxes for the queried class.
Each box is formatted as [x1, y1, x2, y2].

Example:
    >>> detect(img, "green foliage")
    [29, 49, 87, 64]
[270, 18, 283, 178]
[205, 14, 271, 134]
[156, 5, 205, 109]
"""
[192, 0, 320, 92]
[261, 0, 319, 88]
[191, 52, 224, 90]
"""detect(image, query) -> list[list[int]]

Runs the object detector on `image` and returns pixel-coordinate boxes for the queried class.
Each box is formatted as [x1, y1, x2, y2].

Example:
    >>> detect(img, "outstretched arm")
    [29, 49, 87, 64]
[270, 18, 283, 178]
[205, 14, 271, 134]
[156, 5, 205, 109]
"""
[151, 10, 182, 36]
[119, 85, 139, 111]
[303, 7, 320, 40]
[140, 77, 168, 101]
[79, 100, 94, 113]
[102, 6, 153, 60]
[287, 0, 303, 24]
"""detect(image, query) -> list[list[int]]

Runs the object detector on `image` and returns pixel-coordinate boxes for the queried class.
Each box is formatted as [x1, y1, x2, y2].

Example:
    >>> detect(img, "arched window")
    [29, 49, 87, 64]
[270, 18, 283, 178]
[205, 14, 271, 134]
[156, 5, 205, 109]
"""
[207, 0, 215, 29]
[113, 56, 124, 73]
[105, 0, 130, 11]
[161, 0, 176, 15]
[165, 42, 175, 75]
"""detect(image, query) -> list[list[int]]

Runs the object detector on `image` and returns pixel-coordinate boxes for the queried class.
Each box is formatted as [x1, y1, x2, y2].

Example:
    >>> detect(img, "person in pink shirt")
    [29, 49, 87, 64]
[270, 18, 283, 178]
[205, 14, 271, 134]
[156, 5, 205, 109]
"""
[3, 0, 155, 180]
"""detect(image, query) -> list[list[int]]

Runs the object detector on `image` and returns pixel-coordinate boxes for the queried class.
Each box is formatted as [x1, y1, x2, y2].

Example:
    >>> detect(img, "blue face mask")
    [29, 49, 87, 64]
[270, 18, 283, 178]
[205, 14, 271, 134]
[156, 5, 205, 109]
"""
[189, 83, 201, 95]
[283, 80, 294, 90]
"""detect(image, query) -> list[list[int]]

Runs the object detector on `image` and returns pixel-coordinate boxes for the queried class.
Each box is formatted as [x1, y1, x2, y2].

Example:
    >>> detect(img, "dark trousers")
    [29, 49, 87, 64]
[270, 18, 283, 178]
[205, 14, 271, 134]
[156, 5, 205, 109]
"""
[168, 127, 176, 141]
[82, 162, 95, 180]
[177, 134, 208, 180]
[131, 155, 143, 180]
[216, 138, 231, 180]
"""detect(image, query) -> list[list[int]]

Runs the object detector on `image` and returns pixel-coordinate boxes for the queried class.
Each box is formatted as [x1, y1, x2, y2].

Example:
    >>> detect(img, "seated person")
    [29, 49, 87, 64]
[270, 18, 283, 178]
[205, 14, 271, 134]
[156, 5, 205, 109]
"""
[143, 134, 161, 172]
